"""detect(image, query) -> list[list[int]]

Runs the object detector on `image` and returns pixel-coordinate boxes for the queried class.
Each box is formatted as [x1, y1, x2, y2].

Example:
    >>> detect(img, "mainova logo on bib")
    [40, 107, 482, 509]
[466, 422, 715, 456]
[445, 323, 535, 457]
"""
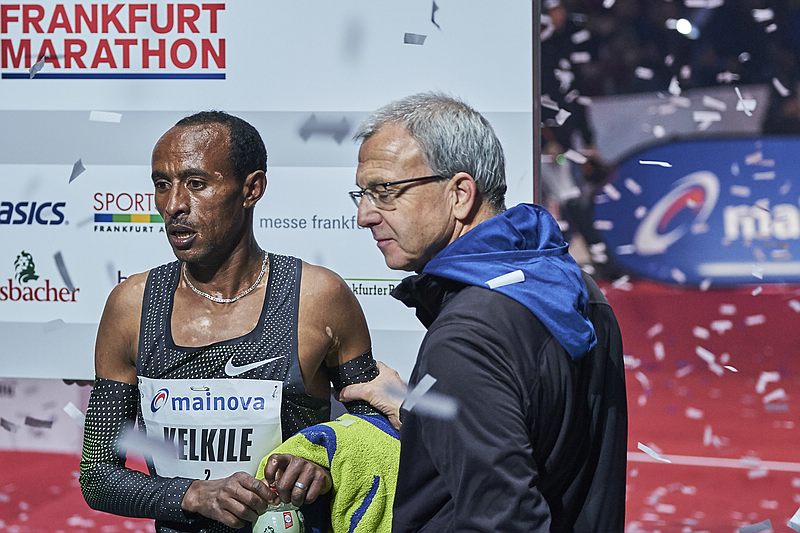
[594, 137, 800, 285]
[150, 388, 169, 413]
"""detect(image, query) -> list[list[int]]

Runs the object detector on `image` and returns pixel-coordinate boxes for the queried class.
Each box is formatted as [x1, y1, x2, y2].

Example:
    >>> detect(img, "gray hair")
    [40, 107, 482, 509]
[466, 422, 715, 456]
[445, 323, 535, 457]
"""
[354, 92, 507, 211]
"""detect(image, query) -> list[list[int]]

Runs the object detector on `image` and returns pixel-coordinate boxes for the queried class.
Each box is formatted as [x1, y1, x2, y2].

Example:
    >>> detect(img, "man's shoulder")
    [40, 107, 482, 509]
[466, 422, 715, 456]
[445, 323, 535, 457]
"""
[299, 261, 351, 301]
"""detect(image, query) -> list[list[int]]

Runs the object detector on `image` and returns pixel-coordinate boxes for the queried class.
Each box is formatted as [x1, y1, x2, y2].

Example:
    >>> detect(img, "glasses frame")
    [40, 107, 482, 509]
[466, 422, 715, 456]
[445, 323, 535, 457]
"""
[348, 174, 449, 210]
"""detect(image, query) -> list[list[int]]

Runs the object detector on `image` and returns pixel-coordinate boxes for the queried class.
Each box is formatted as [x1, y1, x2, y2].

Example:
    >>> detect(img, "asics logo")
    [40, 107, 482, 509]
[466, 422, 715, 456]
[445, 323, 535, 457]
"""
[224, 355, 285, 377]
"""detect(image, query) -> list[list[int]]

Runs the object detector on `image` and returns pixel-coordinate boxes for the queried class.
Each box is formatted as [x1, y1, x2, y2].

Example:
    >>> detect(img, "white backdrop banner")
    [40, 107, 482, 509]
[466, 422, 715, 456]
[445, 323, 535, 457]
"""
[0, 0, 534, 380]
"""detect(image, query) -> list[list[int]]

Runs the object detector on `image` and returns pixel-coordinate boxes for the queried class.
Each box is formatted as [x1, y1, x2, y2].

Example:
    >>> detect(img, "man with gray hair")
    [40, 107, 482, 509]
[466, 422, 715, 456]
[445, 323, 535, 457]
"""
[339, 92, 627, 531]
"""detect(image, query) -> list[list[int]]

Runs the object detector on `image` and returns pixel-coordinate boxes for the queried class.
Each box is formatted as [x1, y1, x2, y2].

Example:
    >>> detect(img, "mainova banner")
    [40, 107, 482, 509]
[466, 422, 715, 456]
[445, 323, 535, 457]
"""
[595, 136, 800, 286]
[0, 1, 534, 379]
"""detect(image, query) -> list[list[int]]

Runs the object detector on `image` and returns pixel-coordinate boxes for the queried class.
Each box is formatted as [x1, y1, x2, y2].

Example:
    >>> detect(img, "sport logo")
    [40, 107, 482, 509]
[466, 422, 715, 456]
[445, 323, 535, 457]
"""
[633, 171, 719, 255]
[283, 511, 293, 528]
[14, 251, 38, 283]
[151, 388, 169, 413]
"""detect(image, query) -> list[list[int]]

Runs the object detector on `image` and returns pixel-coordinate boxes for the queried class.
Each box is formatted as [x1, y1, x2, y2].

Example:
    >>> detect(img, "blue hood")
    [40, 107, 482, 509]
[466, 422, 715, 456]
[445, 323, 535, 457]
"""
[423, 203, 596, 360]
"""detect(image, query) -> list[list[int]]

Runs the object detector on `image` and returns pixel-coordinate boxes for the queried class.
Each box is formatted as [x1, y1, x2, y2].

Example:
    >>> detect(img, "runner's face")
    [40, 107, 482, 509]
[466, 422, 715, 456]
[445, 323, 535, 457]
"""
[151, 124, 247, 264]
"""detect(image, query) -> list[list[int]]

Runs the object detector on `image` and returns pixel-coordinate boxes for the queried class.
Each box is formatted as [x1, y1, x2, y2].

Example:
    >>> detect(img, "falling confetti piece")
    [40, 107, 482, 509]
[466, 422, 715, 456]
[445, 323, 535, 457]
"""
[753, 171, 775, 180]
[685, 0, 724, 7]
[63, 402, 85, 427]
[616, 244, 636, 255]
[735, 87, 757, 116]
[623, 178, 642, 195]
[603, 0, 616, 6]
[403, 33, 427, 45]
[639, 160, 672, 167]
[29, 56, 46, 78]
[23, 416, 53, 428]
[756, 371, 780, 394]
[69, 159, 86, 183]
[730, 185, 751, 197]
[117, 428, 179, 463]
[692, 326, 710, 340]
[745, 151, 763, 165]
[402, 375, 458, 420]
[719, 304, 737, 315]
[788, 506, 800, 532]
[571, 29, 591, 44]
[623, 355, 641, 369]
[765, 23, 777, 33]
[695, 346, 716, 365]
[634, 67, 654, 80]
[670, 268, 686, 284]
[541, 95, 560, 111]
[593, 220, 613, 231]
[634, 371, 651, 391]
[748, 469, 769, 480]
[570, 51, 591, 64]
[717, 71, 740, 83]
[563, 149, 587, 164]
[744, 314, 766, 326]
[647, 323, 664, 338]
[555, 108, 572, 125]
[710, 320, 733, 334]
[724, 365, 738, 372]
[702, 95, 727, 111]
[762, 388, 787, 404]
[54, 252, 76, 291]
[738, 519, 772, 533]
[685, 407, 704, 419]
[699, 278, 712, 291]
[603, 183, 621, 201]
[675, 365, 694, 378]
[751, 8, 774, 22]
[751, 286, 763, 296]
[653, 341, 665, 361]
[89, 111, 123, 123]
[430, 0, 440, 29]
[693, 110, 722, 124]
[668, 76, 681, 96]
[485, 270, 524, 289]
[789, 300, 800, 313]
[638, 442, 672, 463]
[0, 418, 18, 432]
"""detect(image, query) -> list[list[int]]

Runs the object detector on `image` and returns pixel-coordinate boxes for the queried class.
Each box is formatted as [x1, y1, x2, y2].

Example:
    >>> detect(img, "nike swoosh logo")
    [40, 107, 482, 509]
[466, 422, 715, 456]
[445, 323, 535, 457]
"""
[224, 355, 286, 377]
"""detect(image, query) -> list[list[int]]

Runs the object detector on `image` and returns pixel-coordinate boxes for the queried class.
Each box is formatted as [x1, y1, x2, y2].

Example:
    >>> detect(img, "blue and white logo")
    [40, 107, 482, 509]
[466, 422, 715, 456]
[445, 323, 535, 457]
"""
[151, 388, 169, 413]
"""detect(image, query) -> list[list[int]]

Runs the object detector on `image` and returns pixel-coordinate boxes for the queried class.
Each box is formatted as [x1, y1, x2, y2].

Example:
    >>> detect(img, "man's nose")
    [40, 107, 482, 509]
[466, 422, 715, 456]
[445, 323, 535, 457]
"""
[356, 196, 381, 228]
[164, 184, 189, 218]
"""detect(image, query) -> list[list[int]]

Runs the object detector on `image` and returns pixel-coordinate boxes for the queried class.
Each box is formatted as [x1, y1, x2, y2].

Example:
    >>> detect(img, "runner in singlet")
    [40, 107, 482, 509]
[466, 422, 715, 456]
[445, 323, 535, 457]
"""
[79, 112, 381, 533]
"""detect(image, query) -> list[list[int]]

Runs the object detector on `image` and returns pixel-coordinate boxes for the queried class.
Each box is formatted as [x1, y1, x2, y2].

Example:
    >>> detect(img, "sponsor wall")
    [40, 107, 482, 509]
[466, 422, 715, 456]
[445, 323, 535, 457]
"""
[0, 1, 534, 380]
[595, 136, 800, 286]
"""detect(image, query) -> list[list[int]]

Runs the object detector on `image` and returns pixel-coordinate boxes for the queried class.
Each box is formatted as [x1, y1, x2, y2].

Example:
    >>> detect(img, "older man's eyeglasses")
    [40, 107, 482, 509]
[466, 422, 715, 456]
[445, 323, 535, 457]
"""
[348, 175, 449, 210]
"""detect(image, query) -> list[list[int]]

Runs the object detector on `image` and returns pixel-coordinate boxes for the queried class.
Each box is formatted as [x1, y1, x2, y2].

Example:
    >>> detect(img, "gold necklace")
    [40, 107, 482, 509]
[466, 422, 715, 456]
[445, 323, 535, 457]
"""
[182, 253, 268, 304]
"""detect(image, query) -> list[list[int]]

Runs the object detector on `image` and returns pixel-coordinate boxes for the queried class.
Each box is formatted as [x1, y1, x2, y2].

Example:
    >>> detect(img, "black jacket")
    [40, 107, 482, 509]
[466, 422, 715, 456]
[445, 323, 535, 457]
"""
[391, 273, 627, 532]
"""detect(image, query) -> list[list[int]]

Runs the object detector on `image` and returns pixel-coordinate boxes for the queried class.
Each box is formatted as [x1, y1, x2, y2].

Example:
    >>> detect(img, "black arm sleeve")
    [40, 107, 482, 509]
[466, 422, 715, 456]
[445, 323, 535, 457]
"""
[79, 378, 195, 523]
[325, 350, 379, 414]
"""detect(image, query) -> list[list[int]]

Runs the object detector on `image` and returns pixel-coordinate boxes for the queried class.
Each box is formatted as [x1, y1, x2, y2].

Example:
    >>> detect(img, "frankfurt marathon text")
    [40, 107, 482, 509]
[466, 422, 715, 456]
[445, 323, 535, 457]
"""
[0, 3, 225, 70]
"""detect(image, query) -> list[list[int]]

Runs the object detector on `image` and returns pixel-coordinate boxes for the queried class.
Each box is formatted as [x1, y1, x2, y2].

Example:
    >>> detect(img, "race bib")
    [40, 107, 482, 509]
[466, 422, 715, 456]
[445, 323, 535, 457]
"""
[138, 376, 283, 480]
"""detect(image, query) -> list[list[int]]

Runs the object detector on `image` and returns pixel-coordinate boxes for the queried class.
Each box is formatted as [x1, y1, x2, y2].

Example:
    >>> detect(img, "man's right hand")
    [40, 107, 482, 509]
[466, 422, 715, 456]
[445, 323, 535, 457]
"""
[338, 361, 407, 430]
[181, 472, 272, 528]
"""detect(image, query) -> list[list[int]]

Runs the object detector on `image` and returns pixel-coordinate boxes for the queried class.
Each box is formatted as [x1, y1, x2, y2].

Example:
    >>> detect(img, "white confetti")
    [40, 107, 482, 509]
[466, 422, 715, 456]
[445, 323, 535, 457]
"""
[738, 519, 772, 533]
[603, 0, 616, 7]
[692, 326, 710, 340]
[654, 341, 665, 361]
[624, 178, 642, 195]
[752, 8, 774, 22]
[710, 320, 733, 334]
[653, 125, 666, 138]
[638, 442, 672, 463]
[766, 23, 777, 33]
[753, 171, 775, 181]
[656, 503, 676, 514]
[640, 160, 672, 168]
[616, 244, 637, 255]
[730, 185, 751, 198]
[748, 469, 769, 480]
[719, 304, 737, 315]
[668, 76, 681, 96]
[593, 220, 613, 231]
[745, 314, 766, 326]
[772, 77, 791, 97]
[732, 162, 741, 175]
[635, 67, 654, 80]
[564, 149, 587, 164]
[63, 402, 85, 427]
[699, 278, 712, 291]
[724, 365, 738, 373]
[623, 355, 641, 369]
[745, 151, 763, 165]
[751, 286, 763, 296]
[684, 0, 724, 7]
[403, 33, 427, 45]
[670, 268, 687, 284]
[695, 346, 716, 365]
[676, 365, 694, 378]
[335, 417, 356, 427]
[634, 206, 648, 219]
[647, 323, 664, 338]
[541, 95, 560, 111]
[788, 505, 800, 532]
[117, 428, 179, 463]
[756, 371, 780, 394]
[685, 407, 704, 419]
[702, 95, 727, 112]
[403, 374, 458, 419]
[761, 500, 779, 510]
[735, 87, 757, 116]
[570, 51, 591, 64]
[693, 110, 722, 124]
[717, 71, 740, 83]
[555, 108, 572, 126]
[739, 52, 751, 62]
[69, 159, 86, 183]
[789, 300, 800, 313]
[703, 424, 713, 446]
[753, 266, 765, 280]
[571, 29, 591, 44]
[485, 269, 524, 289]
[762, 388, 787, 404]
[29, 56, 46, 78]
[89, 111, 123, 123]
[603, 183, 621, 201]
